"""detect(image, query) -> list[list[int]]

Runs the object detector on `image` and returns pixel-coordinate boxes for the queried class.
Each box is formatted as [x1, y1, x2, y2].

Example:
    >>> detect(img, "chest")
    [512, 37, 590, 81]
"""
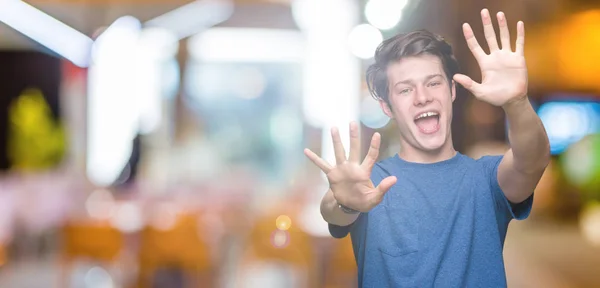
[366, 171, 497, 253]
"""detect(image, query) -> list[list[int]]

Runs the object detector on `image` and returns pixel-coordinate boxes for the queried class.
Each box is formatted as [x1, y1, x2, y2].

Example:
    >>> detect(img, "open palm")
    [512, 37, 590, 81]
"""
[304, 122, 397, 212]
[453, 9, 528, 107]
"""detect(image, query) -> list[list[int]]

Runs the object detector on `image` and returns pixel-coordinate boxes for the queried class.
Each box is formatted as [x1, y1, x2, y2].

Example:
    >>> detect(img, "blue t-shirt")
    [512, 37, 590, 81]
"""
[329, 152, 533, 288]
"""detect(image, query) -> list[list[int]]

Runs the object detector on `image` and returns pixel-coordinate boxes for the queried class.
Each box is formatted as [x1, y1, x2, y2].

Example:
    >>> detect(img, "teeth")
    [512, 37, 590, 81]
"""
[415, 112, 439, 120]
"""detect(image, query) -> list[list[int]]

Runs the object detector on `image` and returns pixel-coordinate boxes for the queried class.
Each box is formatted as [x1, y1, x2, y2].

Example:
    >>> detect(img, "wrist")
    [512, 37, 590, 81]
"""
[502, 95, 529, 113]
[338, 203, 360, 214]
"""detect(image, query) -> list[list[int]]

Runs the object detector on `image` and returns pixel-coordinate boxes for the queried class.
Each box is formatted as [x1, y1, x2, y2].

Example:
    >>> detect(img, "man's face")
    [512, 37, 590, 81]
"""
[380, 54, 456, 153]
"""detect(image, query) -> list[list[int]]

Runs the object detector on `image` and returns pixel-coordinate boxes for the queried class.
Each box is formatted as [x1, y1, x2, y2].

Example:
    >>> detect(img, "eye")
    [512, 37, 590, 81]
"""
[399, 88, 412, 95]
[428, 81, 442, 87]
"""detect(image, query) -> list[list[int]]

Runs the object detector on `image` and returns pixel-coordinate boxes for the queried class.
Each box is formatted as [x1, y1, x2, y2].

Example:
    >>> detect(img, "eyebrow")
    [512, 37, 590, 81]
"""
[393, 74, 444, 87]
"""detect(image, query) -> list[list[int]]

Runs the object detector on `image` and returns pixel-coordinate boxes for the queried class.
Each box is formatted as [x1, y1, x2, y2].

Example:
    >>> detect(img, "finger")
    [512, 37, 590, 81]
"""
[462, 23, 486, 61]
[370, 176, 397, 205]
[304, 148, 333, 173]
[331, 127, 347, 165]
[376, 176, 397, 195]
[516, 21, 525, 55]
[348, 121, 361, 163]
[361, 132, 381, 170]
[453, 74, 483, 97]
[497, 11, 511, 51]
[481, 9, 499, 52]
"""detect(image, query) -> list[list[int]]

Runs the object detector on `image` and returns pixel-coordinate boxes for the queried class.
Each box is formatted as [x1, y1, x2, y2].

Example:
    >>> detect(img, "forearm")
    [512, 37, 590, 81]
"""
[320, 189, 360, 226]
[503, 96, 551, 173]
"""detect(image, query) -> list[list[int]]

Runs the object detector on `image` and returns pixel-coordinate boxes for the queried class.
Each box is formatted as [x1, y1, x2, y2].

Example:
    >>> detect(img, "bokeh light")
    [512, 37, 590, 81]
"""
[538, 101, 600, 155]
[85, 189, 116, 220]
[360, 95, 390, 129]
[348, 24, 383, 59]
[84, 266, 114, 288]
[150, 202, 179, 231]
[580, 201, 600, 247]
[364, 0, 407, 30]
[110, 202, 143, 233]
[275, 215, 292, 231]
[271, 229, 290, 248]
[137, 27, 178, 61]
[291, 0, 357, 32]
[561, 134, 600, 194]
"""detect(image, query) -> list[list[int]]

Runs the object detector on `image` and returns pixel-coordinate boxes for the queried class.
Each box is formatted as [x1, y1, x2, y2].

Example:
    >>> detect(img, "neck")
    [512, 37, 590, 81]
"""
[397, 139, 457, 164]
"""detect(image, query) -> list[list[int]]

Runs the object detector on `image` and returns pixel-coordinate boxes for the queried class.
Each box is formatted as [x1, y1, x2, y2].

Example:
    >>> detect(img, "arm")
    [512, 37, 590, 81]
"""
[320, 188, 360, 227]
[498, 97, 550, 203]
[453, 10, 549, 203]
[305, 123, 396, 228]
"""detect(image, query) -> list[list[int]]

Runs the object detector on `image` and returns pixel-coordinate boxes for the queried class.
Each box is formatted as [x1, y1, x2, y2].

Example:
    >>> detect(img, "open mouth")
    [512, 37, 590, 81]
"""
[414, 111, 440, 134]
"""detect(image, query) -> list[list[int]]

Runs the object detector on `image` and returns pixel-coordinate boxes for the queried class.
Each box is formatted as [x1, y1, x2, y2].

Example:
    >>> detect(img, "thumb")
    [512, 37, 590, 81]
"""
[453, 74, 482, 97]
[375, 176, 397, 196]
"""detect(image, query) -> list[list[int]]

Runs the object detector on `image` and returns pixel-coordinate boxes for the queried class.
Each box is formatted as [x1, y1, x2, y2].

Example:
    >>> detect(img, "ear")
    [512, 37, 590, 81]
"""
[451, 80, 457, 102]
[379, 100, 394, 119]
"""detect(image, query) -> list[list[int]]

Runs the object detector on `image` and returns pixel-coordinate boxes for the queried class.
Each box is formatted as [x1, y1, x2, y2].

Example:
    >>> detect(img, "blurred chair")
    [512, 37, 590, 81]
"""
[60, 220, 125, 287]
[237, 210, 318, 288]
[0, 242, 6, 268]
[136, 212, 215, 288]
[323, 236, 358, 288]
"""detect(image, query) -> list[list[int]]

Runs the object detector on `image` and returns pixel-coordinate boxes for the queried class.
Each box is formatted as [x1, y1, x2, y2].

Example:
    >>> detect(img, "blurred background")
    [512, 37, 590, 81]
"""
[0, 0, 599, 287]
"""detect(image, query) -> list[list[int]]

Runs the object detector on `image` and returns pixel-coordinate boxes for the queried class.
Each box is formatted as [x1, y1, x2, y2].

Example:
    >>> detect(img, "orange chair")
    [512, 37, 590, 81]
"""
[237, 211, 318, 288]
[323, 236, 358, 288]
[0, 243, 7, 267]
[137, 213, 215, 288]
[60, 220, 125, 287]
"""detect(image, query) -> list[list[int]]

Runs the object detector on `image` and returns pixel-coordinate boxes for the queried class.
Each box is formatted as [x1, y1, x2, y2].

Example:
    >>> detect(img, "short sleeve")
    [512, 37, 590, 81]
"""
[478, 155, 534, 221]
[328, 222, 352, 238]
[327, 163, 386, 239]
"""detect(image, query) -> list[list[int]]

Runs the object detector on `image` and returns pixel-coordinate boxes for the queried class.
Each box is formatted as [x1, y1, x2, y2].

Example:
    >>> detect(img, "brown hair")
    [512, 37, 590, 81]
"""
[366, 30, 460, 105]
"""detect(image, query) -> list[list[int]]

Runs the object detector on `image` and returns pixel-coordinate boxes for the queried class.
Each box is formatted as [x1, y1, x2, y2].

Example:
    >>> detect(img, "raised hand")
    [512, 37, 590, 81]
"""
[453, 9, 528, 107]
[304, 122, 397, 212]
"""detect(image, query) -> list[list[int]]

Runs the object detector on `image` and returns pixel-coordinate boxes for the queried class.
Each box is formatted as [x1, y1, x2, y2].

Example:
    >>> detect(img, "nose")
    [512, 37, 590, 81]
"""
[413, 86, 433, 106]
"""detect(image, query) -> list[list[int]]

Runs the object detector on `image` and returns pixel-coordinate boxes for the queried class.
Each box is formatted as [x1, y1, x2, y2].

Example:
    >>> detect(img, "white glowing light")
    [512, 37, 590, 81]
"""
[0, 0, 93, 67]
[137, 27, 179, 60]
[365, 0, 408, 30]
[188, 28, 304, 62]
[348, 24, 383, 60]
[134, 28, 179, 134]
[294, 0, 360, 131]
[87, 16, 142, 187]
[291, 0, 356, 32]
[145, 0, 234, 40]
[88, 17, 182, 186]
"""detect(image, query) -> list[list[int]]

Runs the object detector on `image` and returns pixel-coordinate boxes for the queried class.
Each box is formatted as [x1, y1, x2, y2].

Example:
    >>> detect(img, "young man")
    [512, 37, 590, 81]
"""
[304, 9, 550, 287]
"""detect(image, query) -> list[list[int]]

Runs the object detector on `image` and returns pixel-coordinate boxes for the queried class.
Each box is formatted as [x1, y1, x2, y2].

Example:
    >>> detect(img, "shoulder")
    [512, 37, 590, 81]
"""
[372, 155, 400, 174]
[471, 154, 505, 192]
[368, 155, 398, 185]
[473, 154, 504, 171]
